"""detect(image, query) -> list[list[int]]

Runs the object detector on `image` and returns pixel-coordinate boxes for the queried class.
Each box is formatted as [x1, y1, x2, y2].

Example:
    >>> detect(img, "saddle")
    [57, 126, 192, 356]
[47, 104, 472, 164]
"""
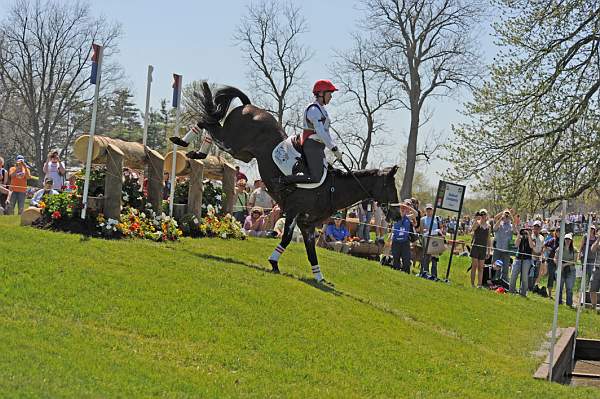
[271, 135, 327, 189]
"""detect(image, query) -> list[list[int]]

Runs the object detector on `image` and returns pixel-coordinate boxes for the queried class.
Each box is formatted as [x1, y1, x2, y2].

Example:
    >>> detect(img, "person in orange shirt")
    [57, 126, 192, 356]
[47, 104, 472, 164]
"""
[8, 155, 31, 215]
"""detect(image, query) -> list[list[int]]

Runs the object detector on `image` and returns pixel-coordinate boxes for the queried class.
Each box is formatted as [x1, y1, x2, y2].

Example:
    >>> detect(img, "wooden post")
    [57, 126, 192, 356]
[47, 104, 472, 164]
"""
[188, 159, 205, 218]
[104, 144, 123, 220]
[222, 163, 236, 214]
[146, 149, 164, 214]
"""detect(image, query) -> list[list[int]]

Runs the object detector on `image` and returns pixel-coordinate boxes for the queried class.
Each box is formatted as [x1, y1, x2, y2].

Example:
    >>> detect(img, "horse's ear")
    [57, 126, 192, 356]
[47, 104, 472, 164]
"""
[389, 165, 399, 178]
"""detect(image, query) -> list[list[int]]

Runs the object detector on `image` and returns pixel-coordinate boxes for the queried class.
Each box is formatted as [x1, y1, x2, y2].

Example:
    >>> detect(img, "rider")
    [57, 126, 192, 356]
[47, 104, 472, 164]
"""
[281, 79, 343, 184]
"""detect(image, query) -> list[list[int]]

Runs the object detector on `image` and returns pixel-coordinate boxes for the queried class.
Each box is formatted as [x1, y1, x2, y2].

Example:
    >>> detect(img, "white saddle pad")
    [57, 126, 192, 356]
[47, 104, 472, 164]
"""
[272, 137, 327, 189]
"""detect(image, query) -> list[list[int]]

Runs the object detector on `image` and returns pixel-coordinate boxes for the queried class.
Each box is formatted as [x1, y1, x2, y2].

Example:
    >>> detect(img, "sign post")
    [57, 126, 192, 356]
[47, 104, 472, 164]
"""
[431, 180, 466, 282]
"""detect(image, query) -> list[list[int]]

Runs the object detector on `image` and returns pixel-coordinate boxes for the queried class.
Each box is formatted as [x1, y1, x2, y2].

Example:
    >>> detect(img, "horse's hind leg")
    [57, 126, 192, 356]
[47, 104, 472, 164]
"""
[299, 224, 325, 283]
[268, 214, 298, 273]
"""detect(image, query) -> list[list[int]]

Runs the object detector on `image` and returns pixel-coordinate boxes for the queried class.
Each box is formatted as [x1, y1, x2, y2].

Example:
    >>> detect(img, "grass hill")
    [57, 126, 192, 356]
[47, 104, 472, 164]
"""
[1, 216, 599, 398]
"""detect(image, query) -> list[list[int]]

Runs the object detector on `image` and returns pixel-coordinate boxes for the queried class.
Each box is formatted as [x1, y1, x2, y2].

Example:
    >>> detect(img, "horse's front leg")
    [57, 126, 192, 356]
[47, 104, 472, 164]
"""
[299, 224, 325, 282]
[268, 214, 298, 273]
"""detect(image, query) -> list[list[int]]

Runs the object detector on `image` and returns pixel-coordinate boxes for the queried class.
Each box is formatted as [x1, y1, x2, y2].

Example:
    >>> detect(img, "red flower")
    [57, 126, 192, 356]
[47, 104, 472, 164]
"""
[130, 222, 140, 231]
[51, 211, 62, 220]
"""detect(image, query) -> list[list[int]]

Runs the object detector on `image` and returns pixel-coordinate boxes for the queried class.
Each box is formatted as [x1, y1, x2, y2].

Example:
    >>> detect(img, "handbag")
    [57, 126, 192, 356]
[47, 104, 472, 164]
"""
[426, 235, 447, 256]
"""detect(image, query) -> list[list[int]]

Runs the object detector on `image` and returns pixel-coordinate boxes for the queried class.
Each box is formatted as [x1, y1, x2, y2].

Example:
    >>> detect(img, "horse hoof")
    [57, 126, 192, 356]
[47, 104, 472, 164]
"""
[169, 136, 190, 147]
[269, 260, 280, 273]
[186, 151, 208, 160]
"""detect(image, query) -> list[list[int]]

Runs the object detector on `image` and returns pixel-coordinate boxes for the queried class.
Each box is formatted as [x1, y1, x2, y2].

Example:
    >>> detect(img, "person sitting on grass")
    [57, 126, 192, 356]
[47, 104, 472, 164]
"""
[243, 206, 268, 237]
[324, 212, 352, 254]
[31, 178, 59, 207]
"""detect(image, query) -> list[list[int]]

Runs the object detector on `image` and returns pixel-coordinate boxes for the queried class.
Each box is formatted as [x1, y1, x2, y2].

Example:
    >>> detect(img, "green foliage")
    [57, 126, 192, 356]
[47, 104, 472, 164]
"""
[1, 216, 599, 397]
[173, 179, 226, 214]
[40, 191, 81, 221]
[121, 172, 143, 209]
[202, 180, 225, 215]
[75, 166, 106, 197]
[445, 0, 600, 209]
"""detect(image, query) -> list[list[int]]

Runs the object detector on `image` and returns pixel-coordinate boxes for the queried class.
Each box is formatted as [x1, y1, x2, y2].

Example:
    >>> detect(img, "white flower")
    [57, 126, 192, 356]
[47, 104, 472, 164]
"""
[140, 212, 146, 219]
[193, 218, 199, 224]
[215, 195, 221, 201]
[221, 233, 227, 239]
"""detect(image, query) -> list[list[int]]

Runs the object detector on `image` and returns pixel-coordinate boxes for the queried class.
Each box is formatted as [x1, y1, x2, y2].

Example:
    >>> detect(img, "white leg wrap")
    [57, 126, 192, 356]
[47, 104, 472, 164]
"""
[311, 264, 323, 282]
[269, 245, 285, 262]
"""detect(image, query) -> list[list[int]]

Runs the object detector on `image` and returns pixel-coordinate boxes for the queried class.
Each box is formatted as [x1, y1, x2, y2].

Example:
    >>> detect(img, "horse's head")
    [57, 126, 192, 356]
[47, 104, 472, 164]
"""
[382, 165, 400, 205]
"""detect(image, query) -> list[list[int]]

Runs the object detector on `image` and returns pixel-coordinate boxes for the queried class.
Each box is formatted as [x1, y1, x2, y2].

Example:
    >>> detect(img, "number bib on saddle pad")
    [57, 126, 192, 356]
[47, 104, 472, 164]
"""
[272, 136, 327, 189]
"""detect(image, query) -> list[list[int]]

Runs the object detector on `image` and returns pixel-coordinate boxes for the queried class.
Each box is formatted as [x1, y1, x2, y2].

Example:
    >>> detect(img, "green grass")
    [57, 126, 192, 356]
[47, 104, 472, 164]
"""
[1, 216, 600, 398]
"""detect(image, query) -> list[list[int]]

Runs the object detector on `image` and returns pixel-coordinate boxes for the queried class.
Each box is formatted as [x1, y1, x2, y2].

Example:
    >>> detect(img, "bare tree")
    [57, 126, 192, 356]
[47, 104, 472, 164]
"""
[233, 0, 312, 130]
[330, 35, 401, 169]
[362, 0, 484, 199]
[0, 0, 121, 176]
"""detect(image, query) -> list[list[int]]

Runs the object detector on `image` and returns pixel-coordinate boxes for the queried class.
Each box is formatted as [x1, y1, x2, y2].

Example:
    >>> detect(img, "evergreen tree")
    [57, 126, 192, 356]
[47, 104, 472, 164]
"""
[108, 88, 142, 141]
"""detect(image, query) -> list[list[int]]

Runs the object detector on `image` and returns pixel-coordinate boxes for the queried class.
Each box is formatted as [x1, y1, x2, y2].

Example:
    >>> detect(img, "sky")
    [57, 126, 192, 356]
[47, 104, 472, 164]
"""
[1, 0, 499, 189]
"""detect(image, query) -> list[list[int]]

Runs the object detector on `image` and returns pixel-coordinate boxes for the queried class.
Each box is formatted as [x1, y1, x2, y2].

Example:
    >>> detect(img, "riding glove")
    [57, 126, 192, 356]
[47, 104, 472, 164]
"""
[331, 147, 343, 161]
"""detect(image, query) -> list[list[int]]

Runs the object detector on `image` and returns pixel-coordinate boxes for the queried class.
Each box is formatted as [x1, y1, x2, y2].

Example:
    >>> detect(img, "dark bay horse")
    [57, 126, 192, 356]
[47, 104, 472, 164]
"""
[190, 82, 399, 282]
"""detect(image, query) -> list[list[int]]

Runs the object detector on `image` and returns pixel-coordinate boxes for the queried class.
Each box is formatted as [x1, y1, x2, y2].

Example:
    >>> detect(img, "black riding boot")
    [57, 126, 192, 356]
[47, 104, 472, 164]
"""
[280, 174, 317, 185]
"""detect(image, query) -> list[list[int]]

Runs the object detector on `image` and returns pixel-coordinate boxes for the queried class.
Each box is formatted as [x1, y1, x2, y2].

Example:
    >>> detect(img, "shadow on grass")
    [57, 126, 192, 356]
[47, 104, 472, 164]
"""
[181, 250, 422, 324]
[183, 250, 341, 296]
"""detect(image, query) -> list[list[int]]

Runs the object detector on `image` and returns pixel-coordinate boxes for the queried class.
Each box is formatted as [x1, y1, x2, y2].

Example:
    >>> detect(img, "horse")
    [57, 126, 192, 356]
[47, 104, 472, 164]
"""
[188, 82, 400, 282]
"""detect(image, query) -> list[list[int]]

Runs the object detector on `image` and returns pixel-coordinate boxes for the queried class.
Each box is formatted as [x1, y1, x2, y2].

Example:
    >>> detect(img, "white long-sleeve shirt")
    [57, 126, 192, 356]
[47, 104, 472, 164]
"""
[31, 188, 58, 206]
[304, 102, 337, 150]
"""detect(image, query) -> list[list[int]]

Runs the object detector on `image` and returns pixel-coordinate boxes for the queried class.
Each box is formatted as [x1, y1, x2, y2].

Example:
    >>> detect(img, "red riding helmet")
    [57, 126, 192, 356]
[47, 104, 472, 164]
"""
[312, 80, 338, 94]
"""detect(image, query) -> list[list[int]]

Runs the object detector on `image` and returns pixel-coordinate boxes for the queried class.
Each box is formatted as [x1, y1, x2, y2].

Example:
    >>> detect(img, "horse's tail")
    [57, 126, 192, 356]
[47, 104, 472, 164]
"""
[197, 81, 251, 128]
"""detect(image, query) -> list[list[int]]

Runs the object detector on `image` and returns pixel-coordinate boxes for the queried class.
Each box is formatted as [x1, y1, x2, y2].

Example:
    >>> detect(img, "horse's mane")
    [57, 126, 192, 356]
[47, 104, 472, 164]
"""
[333, 167, 395, 178]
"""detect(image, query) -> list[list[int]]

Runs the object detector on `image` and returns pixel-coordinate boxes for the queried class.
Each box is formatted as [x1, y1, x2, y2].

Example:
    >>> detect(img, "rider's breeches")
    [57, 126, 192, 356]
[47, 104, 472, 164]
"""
[303, 139, 326, 181]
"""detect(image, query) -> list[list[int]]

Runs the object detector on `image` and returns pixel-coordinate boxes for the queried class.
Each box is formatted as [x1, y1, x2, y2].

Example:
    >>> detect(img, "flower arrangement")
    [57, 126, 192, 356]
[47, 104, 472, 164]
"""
[113, 206, 182, 241]
[198, 211, 246, 240]
[41, 191, 81, 221]
[96, 213, 120, 238]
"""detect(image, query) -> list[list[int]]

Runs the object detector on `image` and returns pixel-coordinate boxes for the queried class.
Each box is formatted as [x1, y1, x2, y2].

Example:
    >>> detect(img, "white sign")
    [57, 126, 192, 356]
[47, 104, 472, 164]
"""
[436, 181, 466, 212]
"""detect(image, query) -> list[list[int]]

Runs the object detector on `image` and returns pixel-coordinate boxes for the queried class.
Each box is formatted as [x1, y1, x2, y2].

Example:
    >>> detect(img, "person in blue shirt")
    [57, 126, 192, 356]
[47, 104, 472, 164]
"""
[391, 200, 417, 273]
[324, 213, 351, 253]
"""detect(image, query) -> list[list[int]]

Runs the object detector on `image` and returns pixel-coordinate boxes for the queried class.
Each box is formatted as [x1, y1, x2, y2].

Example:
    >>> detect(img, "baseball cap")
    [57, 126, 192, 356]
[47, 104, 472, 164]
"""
[494, 259, 504, 267]
[425, 203, 433, 209]
[16, 155, 24, 161]
[565, 233, 573, 240]
[44, 178, 53, 184]
[532, 220, 542, 227]
[478, 208, 488, 215]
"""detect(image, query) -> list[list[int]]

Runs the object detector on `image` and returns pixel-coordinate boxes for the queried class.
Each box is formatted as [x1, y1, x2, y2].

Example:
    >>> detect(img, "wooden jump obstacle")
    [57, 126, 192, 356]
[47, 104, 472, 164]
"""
[72, 135, 236, 221]
[73, 135, 165, 220]
[163, 150, 236, 218]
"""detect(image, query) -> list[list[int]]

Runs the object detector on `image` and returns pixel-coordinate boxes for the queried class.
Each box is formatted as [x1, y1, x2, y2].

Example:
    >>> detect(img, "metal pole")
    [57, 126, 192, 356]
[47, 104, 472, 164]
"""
[572, 212, 592, 368]
[81, 46, 103, 220]
[142, 65, 154, 148]
[549, 200, 567, 381]
[168, 75, 182, 217]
